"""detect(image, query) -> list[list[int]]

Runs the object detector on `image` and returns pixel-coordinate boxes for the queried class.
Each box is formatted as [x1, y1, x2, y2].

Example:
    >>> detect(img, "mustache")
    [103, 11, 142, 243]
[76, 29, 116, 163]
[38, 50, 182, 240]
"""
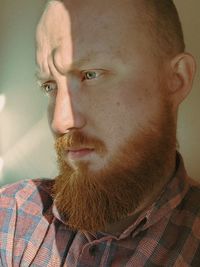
[55, 131, 107, 155]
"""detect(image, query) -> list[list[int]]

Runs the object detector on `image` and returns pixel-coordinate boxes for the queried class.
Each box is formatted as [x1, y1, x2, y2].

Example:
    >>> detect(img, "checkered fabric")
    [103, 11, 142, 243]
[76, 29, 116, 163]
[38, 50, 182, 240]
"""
[0, 155, 200, 267]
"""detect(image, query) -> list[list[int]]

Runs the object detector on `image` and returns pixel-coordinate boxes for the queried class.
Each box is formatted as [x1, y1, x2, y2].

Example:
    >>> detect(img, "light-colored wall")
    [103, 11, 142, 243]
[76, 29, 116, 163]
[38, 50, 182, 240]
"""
[175, 0, 200, 180]
[0, 1, 199, 185]
[0, 0, 57, 185]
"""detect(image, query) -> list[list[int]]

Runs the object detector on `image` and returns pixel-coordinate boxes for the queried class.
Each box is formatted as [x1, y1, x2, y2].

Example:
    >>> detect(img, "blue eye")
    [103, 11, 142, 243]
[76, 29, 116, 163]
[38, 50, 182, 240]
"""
[41, 82, 57, 94]
[83, 71, 98, 80]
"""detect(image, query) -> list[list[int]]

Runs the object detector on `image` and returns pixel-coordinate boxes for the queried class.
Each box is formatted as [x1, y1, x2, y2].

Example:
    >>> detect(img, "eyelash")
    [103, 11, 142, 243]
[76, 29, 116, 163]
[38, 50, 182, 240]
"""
[40, 81, 57, 95]
[81, 70, 99, 81]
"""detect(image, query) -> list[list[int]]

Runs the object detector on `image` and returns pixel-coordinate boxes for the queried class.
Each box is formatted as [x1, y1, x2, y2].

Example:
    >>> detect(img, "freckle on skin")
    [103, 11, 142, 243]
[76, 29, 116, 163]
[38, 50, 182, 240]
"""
[116, 102, 121, 106]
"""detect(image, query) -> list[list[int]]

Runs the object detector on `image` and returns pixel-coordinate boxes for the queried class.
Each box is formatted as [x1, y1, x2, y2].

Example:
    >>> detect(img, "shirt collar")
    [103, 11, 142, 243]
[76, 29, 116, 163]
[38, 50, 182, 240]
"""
[118, 152, 190, 239]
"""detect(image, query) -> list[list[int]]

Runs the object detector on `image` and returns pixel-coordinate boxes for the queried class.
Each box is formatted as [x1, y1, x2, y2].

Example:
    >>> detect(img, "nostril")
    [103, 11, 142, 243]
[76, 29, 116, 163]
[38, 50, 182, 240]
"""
[51, 119, 68, 134]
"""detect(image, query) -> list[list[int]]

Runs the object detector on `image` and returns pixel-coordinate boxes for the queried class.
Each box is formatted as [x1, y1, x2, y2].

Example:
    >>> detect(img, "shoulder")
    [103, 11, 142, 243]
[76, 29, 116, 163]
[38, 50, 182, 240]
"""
[182, 177, 200, 214]
[0, 178, 55, 217]
[0, 179, 55, 263]
[0, 178, 54, 195]
[173, 177, 200, 239]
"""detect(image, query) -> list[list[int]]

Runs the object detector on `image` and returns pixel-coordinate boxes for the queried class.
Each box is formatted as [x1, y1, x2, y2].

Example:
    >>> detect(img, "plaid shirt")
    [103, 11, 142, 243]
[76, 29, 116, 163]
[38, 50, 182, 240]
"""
[1, 155, 200, 267]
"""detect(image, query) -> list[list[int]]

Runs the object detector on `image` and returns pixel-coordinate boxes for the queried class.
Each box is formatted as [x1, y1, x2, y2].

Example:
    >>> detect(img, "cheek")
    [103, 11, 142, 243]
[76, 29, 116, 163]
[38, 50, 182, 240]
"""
[116, 87, 147, 125]
[87, 91, 134, 148]
[86, 77, 161, 140]
[118, 79, 161, 123]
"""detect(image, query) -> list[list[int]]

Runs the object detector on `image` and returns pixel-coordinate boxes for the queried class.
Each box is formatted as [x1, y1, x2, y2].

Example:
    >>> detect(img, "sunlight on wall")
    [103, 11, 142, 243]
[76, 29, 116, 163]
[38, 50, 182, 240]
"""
[0, 94, 6, 182]
[0, 109, 57, 186]
[0, 158, 4, 182]
[0, 94, 6, 113]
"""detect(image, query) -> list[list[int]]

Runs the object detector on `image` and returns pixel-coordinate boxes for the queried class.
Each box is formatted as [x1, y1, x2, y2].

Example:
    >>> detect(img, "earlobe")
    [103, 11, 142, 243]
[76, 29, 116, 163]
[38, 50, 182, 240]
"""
[169, 53, 196, 107]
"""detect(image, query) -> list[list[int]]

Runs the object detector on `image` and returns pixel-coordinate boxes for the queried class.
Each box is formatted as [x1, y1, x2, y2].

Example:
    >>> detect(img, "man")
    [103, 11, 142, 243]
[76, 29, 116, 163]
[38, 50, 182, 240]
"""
[0, 0, 199, 266]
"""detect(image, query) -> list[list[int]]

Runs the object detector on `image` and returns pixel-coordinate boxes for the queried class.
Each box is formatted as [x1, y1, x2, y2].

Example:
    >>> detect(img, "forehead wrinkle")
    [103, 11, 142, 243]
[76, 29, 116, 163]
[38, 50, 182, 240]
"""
[52, 47, 125, 76]
[52, 46, 72, 75]
[37, 0, 137, 77]
[35, 68, 54, 83]
[36, 0, 72, 66]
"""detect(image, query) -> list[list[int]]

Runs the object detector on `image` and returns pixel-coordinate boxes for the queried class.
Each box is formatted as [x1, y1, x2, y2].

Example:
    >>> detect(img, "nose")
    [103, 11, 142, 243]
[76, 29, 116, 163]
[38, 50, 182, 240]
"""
[50, 88, 86, 135]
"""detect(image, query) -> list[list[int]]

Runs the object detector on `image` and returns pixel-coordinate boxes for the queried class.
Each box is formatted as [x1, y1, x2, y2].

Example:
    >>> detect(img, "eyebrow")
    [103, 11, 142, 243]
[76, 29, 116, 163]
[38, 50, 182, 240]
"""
[53, 53, 106, 76]
[35, 50, 119, 81]
[34, 70, 54, 83]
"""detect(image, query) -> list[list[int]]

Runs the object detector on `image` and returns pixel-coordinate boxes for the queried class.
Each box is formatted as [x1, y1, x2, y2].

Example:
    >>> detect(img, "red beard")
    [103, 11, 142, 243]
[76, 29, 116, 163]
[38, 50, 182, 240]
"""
[53, 102, 176, 233]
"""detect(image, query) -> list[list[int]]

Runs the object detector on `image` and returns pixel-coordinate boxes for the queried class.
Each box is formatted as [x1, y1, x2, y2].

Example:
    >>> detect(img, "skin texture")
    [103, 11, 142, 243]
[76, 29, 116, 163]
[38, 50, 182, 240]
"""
[36, 0, 196, 234]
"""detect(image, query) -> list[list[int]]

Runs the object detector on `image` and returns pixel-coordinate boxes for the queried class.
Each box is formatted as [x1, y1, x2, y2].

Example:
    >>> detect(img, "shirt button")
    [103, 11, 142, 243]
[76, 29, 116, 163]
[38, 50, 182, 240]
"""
[89, 245, 98, 256]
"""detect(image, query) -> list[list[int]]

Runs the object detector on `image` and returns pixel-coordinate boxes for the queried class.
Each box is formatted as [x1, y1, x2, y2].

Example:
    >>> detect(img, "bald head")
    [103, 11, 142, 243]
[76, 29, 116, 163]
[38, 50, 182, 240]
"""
[43, 0, 184, 60]
[139, 0, 185, 57]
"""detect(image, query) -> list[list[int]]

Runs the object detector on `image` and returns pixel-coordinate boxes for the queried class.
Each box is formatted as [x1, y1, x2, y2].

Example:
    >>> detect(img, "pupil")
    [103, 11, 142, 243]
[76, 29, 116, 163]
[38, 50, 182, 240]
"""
[87, 72, 96, 79]
[45, 84, 52, 93]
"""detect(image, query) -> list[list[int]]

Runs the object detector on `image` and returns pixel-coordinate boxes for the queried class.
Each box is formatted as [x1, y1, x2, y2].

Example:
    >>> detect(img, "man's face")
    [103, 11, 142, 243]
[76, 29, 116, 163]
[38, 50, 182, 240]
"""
[36, 0, 176, 232]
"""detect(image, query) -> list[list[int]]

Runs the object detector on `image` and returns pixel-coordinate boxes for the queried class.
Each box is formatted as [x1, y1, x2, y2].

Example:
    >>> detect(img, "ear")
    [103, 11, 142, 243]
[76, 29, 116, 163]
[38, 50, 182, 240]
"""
[168, 53, 196, 108]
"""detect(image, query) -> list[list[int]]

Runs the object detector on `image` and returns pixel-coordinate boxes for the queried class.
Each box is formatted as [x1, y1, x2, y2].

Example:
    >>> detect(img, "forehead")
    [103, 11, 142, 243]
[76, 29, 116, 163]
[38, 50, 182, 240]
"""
[36, 2, 71, 50]
[36, 0, 149, 70]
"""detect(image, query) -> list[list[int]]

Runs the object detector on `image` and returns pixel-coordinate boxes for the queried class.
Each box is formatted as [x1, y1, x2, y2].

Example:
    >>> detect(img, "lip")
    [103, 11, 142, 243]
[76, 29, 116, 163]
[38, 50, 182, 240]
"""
[66, 148, 94, 159]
